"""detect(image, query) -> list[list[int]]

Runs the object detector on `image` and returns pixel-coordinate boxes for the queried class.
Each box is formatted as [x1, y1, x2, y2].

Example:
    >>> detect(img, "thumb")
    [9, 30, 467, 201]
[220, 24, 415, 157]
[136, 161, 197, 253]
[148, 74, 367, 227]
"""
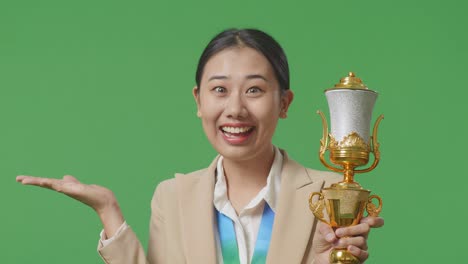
[63, 175, 79, 183]
[313, 221, 337, 255]
[317, 221, 337, 243]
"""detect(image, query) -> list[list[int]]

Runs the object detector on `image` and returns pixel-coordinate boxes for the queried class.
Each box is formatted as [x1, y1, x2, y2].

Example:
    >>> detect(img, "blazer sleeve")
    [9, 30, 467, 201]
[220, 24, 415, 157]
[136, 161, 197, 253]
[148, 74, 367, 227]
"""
[98, 181, 168, 264]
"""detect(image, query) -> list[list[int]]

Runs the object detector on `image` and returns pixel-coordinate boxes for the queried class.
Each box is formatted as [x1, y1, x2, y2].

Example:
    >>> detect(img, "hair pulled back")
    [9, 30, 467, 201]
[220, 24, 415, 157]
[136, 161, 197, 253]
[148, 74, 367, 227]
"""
[195, 28, 290, 93]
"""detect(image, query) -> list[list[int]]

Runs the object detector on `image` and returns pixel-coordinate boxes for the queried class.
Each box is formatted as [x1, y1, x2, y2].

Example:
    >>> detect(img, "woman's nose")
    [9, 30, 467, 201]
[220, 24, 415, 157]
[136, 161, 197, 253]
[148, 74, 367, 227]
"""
[225, 94, 247, 119]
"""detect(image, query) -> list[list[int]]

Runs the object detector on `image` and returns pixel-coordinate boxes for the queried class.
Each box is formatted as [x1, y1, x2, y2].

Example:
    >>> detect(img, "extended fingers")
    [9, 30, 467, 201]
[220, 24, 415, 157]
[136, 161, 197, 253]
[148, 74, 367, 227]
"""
[17, 175, 54, 188]
[16, 175, 70, 192]
[16, 175, 34, 183]
[16, 175, 41, 184]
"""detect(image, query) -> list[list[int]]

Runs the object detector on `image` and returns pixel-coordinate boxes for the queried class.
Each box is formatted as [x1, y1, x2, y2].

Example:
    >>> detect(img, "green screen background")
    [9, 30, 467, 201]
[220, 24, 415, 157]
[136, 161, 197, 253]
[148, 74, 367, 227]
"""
[2, 0, 466, 263]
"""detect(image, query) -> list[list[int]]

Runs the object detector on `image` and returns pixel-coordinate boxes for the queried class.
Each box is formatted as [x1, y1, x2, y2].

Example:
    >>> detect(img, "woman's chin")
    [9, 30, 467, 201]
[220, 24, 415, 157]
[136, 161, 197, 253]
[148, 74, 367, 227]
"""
[212, 143, 254, 161]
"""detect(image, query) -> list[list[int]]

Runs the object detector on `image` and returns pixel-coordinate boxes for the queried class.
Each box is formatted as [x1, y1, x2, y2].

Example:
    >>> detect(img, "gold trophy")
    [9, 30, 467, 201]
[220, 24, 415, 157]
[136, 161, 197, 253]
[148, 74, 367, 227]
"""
[309, 72, 383, 264]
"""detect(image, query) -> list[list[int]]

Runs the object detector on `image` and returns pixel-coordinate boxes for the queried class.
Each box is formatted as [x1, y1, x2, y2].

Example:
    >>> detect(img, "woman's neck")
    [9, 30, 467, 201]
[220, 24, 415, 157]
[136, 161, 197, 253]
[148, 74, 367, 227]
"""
[222, 146, 276, 214]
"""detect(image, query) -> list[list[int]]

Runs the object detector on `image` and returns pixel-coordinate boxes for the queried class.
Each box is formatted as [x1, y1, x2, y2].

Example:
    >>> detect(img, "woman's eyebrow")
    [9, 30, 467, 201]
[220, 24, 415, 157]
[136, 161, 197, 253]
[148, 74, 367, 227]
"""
[208, 75, 228, 81]
[208, 74, 267, 82]
[246, 74, 267, 81]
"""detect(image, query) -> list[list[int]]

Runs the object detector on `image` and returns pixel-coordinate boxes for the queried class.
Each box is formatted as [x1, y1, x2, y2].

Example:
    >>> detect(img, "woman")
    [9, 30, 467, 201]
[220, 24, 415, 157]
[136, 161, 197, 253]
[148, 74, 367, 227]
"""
[16, 28, 384, 264]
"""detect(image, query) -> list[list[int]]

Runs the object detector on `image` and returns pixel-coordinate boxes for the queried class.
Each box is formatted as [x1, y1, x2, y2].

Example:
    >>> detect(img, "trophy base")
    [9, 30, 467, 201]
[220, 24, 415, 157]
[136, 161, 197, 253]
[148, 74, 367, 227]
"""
[330, 248, 360, 264]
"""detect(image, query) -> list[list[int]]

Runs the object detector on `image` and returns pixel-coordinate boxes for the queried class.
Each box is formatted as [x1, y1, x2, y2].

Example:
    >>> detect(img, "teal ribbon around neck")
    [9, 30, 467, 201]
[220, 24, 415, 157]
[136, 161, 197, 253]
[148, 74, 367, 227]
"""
[216, 203, 275, 264]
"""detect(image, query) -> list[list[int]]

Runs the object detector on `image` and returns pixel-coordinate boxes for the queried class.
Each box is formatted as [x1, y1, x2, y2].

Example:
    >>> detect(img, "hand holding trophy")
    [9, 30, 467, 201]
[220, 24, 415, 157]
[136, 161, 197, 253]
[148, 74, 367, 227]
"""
[310, 72, 383, 264]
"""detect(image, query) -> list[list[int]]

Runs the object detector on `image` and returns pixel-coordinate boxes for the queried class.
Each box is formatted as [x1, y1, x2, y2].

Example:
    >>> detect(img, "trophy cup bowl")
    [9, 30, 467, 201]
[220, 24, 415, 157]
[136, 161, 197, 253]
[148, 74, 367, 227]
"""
[309, 73, 383, 264]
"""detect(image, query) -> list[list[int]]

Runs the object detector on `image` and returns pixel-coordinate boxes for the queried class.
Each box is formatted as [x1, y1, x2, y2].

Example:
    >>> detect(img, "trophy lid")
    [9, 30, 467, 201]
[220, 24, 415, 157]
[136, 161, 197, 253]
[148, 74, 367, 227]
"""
[326, 72, 369, 90]
[324, 72, 378, 144]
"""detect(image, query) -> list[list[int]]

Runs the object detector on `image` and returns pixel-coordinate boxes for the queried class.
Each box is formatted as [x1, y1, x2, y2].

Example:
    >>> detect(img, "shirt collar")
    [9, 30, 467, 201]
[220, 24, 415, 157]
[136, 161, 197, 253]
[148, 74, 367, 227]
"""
[213, 146, 283, 213]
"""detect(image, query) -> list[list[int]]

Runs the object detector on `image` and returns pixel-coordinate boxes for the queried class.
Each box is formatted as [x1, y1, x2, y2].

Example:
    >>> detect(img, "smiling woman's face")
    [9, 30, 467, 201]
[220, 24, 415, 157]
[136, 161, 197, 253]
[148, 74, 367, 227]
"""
[193, 46, 293, 162]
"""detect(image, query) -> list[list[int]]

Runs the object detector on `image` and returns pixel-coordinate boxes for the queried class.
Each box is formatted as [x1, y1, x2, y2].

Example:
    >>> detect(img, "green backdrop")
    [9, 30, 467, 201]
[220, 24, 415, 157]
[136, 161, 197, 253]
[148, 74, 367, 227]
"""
[2, 0, 466, 263]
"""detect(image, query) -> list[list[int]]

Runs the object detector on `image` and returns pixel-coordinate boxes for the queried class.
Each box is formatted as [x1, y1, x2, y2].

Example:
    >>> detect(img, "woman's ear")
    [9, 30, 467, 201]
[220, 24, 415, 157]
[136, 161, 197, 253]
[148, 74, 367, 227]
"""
[192, 86, 202, 118]
[280, 89, 294, 119]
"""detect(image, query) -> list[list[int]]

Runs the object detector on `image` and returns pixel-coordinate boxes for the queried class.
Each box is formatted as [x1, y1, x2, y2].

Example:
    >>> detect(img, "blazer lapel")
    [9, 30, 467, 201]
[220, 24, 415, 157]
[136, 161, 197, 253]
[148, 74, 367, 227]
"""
[176, 157, 219, 264]
[266, 153, 325, 264]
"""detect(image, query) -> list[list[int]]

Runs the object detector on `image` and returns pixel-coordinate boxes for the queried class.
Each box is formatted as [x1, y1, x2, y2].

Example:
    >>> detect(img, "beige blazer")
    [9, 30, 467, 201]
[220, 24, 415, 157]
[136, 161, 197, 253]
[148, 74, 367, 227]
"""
[98, 150, 341, 264]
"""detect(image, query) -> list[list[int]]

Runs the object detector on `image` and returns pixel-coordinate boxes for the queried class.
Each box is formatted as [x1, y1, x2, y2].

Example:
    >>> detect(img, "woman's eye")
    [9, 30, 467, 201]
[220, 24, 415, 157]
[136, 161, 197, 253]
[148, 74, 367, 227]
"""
[213, 86, 226, 93]
[246, 87, 262, 94]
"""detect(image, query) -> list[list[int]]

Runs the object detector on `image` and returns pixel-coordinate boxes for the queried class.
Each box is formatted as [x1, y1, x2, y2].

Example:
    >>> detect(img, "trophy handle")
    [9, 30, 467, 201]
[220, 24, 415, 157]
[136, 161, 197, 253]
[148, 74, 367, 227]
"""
[366, 194, 383, 217]
[355, 114, 384, 173]
[317, 110, 343, 173]
[309, 192, 329, 224]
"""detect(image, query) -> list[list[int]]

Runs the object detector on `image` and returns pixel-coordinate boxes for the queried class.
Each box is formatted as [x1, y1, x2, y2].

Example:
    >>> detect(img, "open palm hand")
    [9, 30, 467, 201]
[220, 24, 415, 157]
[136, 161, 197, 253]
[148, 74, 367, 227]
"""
[16, 175, 124, 237]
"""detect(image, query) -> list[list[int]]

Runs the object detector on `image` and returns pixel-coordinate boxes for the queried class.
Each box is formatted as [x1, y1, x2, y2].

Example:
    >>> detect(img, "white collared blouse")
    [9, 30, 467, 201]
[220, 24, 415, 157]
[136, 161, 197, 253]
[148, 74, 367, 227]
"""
[213, 146, 283, 264]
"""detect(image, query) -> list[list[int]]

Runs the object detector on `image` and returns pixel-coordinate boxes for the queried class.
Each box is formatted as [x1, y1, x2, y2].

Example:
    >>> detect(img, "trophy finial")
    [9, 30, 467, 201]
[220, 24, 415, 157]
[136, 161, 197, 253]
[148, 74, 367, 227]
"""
[332, 72, 368, 89]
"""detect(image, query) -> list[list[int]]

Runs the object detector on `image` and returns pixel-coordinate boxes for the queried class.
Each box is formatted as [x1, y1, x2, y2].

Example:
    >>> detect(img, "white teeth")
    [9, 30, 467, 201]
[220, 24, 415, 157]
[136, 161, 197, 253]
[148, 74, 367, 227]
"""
[222, 126, 253, 134]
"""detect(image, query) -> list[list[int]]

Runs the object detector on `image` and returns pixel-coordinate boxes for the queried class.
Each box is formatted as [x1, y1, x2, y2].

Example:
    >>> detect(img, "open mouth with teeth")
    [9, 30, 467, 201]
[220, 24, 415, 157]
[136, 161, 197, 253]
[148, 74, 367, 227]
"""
[220, 126, 255, 143]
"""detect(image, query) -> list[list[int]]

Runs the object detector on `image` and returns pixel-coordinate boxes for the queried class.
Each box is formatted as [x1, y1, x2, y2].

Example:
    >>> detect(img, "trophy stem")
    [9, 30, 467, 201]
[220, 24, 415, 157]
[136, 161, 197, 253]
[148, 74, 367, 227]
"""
[333, 164, 363, 190]
[343, 164, 355, 183]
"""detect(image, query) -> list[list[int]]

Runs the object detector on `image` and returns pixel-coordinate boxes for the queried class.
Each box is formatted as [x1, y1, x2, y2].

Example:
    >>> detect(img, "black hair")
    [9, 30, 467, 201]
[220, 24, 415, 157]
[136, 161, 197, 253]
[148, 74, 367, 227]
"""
[195, 28, 289, 93]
